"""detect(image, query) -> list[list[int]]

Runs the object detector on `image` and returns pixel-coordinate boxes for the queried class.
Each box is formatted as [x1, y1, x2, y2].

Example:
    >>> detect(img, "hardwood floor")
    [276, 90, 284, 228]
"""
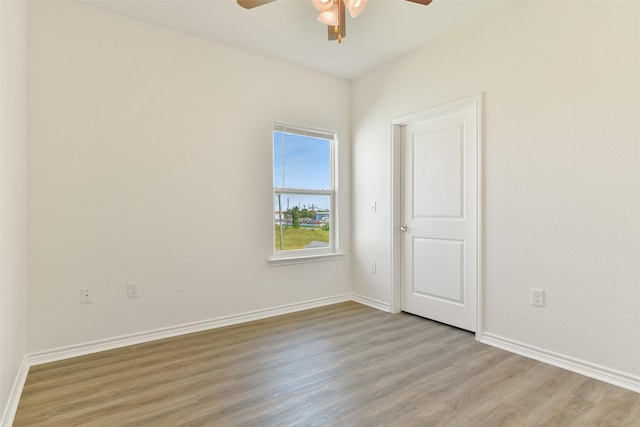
[14, 302, 640, 426]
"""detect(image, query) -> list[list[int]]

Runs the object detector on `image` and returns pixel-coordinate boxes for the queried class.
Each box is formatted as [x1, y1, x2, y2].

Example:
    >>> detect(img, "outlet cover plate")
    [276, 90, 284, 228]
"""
[531, 288, 545, 308]
[127, 281, 139, 298]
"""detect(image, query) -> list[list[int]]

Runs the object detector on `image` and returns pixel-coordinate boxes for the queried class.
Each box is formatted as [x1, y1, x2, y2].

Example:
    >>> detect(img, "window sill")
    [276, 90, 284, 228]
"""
[268, 252, 346, 267]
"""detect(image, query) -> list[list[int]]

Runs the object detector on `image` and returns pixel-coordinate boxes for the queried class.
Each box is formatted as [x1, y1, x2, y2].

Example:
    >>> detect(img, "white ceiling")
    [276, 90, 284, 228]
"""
[84, 0, 512, 80]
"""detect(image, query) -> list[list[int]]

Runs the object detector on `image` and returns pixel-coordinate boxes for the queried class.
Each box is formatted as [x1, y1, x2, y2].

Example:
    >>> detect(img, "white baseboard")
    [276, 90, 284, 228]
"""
[27, 293, 352, 366]
[7, 297, 637, 426]
[351, 293, 390, 312]
[480, 332, 640, 394]
[1, 358, 29, 427]
[3, 294, 351, 425]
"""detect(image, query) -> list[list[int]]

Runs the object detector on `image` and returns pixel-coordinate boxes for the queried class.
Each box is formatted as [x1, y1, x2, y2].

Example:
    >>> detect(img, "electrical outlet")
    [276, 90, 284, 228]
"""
[531, 288, 545, 308]
[127, 281, 139, 298]
[80, 288, 92, 304]
[370, 262, 377, 274]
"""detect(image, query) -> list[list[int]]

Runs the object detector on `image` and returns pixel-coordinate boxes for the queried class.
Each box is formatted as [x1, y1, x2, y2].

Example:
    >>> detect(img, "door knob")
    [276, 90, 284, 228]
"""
[400, 224, 409, 232]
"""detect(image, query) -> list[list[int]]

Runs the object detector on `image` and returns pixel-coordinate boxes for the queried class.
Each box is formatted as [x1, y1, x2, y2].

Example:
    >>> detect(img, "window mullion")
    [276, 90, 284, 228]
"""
[274, 188, 332, 195]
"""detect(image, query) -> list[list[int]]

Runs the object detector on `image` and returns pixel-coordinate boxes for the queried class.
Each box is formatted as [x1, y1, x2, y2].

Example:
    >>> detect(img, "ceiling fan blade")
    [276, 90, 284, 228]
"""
[405, 0, 433, 5]
[237, 0, 277, 9]
[328, 0, 346, 41]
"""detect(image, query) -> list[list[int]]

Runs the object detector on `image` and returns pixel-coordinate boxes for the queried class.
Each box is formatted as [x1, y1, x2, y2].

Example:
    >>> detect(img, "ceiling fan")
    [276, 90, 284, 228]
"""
[237, 0, 433, 43]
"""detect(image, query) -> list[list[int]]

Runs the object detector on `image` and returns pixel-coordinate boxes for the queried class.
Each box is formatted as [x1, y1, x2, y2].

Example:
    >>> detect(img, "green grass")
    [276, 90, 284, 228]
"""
[274, 225, 329, 250]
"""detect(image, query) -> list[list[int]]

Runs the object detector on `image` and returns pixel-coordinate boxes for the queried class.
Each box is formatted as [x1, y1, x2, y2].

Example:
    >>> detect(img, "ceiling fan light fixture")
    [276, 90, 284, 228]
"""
[237, 0, 432, 44]
[317, 4, 339, 26]
[312, 0, 334, 12]
[345, 0, 367, 18]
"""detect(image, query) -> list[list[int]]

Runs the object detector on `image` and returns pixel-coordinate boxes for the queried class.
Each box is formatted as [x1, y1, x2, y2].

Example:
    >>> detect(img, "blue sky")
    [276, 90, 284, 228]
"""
[273, 132, 330, 189]
[273, 131, 331, 211]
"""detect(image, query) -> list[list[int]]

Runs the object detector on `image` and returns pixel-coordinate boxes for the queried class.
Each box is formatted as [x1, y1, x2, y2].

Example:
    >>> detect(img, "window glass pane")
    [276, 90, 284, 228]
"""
[274, 193, 331, 252]
[273, 133, 284, 189]
[273, 131, 331, 190]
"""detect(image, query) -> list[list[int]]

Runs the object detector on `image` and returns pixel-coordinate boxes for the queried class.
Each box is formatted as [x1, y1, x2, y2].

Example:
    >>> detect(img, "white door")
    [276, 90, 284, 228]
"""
[400, 102, 478, 332]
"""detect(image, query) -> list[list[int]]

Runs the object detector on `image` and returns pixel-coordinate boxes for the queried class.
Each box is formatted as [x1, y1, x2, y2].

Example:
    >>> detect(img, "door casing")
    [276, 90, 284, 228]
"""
[390, 93, 484, 340]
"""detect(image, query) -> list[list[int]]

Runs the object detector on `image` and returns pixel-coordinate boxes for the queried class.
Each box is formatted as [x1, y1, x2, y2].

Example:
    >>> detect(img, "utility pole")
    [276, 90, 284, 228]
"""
[278, 194, 284, 250]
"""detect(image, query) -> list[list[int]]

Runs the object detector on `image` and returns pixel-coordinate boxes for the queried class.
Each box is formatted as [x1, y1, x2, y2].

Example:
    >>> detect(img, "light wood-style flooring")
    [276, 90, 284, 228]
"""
[14, 302, 640, 426]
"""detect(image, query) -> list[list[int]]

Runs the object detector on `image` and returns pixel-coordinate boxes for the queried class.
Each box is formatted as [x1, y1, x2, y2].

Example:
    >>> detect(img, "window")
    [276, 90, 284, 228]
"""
[272, 123, 338, 261]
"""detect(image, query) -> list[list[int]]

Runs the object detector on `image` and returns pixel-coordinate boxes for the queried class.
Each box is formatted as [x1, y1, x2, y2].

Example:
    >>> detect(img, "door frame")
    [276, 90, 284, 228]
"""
[389, 93, 484, 340]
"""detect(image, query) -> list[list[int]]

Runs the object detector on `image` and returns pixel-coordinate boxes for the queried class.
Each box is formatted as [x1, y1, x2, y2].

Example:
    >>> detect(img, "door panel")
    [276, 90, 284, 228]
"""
[401, 104, 478, 332]
[413, 238, 464, 304]
[413, 125, 463, 218]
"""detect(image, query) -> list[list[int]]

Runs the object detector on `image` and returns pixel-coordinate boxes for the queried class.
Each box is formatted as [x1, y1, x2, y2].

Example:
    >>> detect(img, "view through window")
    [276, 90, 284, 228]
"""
[273, 123, 335, 254]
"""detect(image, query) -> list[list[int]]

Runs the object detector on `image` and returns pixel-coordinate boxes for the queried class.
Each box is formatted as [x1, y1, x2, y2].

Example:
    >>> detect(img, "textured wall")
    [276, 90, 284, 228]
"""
[0, 0, 28, 420]
[352, 1, 640, 377]
[27, 1, 351, 352]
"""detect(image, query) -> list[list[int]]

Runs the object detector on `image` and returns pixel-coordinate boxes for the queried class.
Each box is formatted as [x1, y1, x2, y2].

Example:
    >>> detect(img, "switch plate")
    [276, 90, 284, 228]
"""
[81, 288, 92, 304]
[370, 262, 377, 274]
[371, 201, 376, 213]
[531, 288, 545, 307]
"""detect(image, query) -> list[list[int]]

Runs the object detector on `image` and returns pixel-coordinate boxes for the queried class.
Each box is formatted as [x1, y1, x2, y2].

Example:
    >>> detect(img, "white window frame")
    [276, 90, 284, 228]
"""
[269, 122, 343, 266]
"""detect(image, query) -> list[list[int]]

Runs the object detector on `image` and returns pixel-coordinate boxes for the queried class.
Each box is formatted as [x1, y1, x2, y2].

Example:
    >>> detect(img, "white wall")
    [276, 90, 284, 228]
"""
[0, 0, 28, 420]
[352, 1, 640, 378]
[21, 0, 640, 394]
[27, 1, 351, 352]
